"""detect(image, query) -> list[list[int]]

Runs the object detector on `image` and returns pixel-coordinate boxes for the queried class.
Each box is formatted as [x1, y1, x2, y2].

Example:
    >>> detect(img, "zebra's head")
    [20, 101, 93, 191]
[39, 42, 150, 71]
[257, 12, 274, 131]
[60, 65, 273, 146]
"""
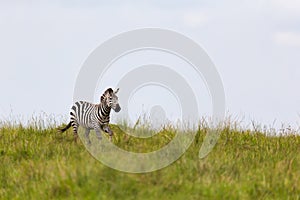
[101, 88, 121, 112]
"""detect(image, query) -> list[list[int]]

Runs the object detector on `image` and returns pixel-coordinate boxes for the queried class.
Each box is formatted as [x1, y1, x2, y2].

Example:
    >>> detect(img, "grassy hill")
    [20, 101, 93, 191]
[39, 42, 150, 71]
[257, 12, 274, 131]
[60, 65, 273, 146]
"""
[0, 120, 299, 199]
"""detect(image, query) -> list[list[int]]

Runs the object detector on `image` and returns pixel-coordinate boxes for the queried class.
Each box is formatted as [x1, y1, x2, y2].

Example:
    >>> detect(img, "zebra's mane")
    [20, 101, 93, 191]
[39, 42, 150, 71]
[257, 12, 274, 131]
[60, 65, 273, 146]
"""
[100, 88, 114, 103]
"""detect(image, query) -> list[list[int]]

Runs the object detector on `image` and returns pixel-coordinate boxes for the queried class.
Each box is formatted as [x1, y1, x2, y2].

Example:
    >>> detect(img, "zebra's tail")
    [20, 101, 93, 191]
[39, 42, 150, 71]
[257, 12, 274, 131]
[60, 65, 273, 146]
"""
[57, 121, 72, 133]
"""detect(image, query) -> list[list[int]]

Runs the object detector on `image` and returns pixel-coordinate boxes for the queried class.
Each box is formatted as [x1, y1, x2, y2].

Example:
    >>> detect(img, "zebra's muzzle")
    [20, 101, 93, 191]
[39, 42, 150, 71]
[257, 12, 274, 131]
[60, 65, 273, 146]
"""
[113, 104, 121, 112]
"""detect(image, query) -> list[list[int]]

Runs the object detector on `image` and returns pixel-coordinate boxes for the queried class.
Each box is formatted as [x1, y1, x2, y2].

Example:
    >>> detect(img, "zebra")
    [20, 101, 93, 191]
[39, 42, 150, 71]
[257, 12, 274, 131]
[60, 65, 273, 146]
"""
[58, 88, 121, 144]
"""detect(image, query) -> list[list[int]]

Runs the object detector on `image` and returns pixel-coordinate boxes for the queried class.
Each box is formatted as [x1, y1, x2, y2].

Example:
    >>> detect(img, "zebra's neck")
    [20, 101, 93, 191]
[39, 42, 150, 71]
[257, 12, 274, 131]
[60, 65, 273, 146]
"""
[97, 101, 111, 121]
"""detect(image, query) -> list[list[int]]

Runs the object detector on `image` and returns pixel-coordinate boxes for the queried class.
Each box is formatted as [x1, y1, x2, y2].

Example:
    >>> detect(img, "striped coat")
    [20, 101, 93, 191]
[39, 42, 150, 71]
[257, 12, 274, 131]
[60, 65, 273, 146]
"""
[58, 88, 121, 143]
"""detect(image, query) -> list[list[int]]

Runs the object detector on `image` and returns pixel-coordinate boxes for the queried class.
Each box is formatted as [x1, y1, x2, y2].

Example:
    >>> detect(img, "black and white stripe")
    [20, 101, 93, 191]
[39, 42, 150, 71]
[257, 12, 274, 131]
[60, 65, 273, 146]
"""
[59, 88, 121, 143]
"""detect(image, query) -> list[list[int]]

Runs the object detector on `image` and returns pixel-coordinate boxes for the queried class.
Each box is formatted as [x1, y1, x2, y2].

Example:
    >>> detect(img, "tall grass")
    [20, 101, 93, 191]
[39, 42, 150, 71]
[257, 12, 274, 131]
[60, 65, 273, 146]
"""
[0, 117, 299, 199]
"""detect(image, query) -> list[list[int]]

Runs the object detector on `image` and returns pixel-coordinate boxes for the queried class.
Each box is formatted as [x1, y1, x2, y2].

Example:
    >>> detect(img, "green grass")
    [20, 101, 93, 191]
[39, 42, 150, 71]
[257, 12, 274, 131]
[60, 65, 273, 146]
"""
[0, 120, 300, 199]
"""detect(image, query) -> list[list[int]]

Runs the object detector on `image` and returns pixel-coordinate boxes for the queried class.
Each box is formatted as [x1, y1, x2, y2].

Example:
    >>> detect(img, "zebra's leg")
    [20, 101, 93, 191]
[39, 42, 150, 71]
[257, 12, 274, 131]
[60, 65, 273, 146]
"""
[94, 128, 102, 140]
[102, 125, 113, 142]
[71, 121, 79, 143]
[84, 128, 91, 145]
[92, 122, 103, 141]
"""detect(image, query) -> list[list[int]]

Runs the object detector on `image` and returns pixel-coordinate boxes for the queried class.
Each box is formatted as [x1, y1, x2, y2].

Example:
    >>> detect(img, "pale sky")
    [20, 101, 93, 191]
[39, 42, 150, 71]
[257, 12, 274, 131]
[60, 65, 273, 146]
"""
[0, 0, 299, 129]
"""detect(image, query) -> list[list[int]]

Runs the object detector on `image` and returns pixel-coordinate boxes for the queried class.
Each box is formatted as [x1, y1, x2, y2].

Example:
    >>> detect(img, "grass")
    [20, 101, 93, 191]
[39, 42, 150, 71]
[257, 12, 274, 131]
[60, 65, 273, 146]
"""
[0, 118, 300, 199]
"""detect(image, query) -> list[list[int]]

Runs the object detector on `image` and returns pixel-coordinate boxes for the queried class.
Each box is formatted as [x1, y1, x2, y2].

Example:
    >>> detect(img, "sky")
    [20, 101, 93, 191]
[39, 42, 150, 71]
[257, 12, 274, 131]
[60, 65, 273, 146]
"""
[0, 0, 299, 129]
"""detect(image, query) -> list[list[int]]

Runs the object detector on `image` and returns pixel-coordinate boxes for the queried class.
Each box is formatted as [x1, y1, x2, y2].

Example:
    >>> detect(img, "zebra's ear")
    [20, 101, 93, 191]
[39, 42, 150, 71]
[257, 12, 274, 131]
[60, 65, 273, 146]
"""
[114, 88, 119, 94]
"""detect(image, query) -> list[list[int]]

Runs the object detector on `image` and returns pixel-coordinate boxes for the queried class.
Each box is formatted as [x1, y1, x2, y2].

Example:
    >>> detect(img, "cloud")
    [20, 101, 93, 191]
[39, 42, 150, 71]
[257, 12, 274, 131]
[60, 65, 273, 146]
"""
[268, 0, 300, 17]
[182, 12, 209, 28]
[271, 0, 300, 10]
[273, 32, 300, 47]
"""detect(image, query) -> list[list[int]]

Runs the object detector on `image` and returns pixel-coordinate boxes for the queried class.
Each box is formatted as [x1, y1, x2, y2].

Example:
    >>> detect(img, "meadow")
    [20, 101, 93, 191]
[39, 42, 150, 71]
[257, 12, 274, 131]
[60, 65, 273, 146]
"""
[0, 118, 299, 199]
